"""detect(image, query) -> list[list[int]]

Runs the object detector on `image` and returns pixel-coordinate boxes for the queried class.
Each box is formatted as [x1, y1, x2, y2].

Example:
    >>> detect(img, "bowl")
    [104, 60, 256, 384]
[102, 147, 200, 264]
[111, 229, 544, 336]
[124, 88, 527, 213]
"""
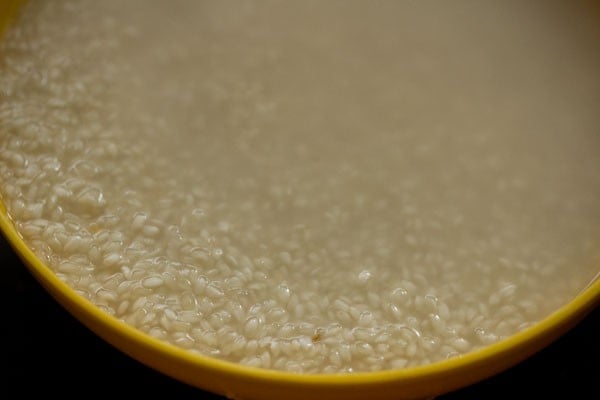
[1, 1, 599, 399]
[3, 201, 598, 400]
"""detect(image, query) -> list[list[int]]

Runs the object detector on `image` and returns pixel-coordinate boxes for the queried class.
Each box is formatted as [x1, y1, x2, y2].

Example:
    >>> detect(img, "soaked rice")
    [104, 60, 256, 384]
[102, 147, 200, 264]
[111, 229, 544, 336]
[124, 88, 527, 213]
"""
[1, 0, 599, 374]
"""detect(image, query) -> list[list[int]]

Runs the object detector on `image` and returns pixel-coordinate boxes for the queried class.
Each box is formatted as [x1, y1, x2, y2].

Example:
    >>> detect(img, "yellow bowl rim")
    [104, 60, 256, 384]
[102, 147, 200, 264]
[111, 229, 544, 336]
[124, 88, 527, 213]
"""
[1, 200, 599, 390]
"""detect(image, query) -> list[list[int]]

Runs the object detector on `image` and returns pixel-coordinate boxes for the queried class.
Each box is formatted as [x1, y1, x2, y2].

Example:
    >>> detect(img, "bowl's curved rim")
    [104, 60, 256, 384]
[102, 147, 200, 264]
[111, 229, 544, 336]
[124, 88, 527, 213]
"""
[1, 200, 599, 394]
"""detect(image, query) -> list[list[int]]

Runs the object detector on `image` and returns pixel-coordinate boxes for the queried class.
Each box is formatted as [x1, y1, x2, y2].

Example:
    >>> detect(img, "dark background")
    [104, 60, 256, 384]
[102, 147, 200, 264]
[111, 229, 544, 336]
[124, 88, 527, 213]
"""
[1, 233, 598, 399]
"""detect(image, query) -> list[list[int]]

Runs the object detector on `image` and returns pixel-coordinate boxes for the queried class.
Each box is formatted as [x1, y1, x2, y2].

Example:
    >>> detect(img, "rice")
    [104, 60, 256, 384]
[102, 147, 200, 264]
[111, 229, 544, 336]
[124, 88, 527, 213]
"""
[1, 0, 599, 374]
